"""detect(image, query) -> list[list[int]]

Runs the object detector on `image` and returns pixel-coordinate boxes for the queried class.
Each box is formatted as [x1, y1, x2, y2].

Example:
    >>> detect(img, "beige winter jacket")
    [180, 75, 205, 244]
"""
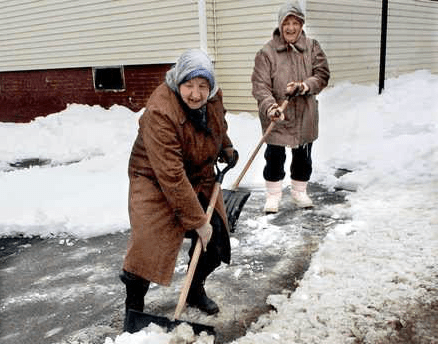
[252, 30, 330, 147]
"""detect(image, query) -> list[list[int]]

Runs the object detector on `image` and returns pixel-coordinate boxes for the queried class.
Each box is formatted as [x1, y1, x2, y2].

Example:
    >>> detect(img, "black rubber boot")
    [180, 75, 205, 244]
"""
[186, 281, 219, 315]
[119, 271, 150, 331]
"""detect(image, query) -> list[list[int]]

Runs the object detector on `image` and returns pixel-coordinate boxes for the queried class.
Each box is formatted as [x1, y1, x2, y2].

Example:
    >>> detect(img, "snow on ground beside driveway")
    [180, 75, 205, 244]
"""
[231, 185, 437, 343]
[230, 71, 438, 344]
[0, 70, 438, 343]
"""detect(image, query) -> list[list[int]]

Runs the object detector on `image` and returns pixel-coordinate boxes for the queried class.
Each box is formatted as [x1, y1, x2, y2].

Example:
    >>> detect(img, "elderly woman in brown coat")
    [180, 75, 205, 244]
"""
[252, 1, 330, 213]
[120, 49, 238, 330]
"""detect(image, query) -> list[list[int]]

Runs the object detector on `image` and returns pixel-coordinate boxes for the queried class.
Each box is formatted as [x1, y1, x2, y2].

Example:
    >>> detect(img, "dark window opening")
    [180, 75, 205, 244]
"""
[93, 66, 125, 91]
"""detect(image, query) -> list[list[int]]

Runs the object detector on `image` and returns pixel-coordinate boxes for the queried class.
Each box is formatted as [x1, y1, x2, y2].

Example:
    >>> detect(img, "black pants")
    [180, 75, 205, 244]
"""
[185, 194, 231, 284]
[263, 143, 313, 182]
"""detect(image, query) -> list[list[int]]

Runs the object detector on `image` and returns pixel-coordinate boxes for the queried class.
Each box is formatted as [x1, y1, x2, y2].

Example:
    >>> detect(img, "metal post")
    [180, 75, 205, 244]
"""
[378, 0, 388, 94]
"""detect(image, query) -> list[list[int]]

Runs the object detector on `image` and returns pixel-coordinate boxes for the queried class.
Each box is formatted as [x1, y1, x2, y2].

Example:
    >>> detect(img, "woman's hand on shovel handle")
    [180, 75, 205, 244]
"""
[267, 103, 285, 121]
[196, 222, 213, 252]
[286, 81, 309, 96]
[218, 147, 239, 168]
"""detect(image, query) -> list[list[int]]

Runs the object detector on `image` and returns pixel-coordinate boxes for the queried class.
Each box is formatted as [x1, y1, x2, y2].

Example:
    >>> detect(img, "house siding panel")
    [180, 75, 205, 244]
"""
[0, 0, 200, 72]
[212, 0, 283, 114]
[213, 0, 437, 115]
[385, 0, 438, 78]
[302, 0, 382, 88]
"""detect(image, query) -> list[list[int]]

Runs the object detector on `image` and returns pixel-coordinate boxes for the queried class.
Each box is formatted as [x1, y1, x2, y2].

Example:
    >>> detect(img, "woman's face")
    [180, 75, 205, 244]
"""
[282, 15, 303, 44]
[179, 77, 210, 109]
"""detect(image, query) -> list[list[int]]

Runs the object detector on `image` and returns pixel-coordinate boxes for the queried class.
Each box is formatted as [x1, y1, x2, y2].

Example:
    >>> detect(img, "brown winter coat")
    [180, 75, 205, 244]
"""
[123, 83, 232, 286]
[252, 30, 330, 148]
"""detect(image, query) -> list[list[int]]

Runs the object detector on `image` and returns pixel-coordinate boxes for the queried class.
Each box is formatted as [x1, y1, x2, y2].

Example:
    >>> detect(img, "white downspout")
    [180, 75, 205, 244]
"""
[212, 0, 217, 61]
[198, 0, 208, 52]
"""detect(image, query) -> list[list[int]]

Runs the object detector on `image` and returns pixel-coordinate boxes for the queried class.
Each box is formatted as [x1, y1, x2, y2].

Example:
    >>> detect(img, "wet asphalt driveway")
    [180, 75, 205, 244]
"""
[0, 183, 349, 344]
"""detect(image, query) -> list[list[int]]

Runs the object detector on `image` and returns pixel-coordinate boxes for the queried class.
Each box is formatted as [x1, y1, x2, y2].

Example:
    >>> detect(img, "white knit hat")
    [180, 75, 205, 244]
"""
[278, 1, 305, 33]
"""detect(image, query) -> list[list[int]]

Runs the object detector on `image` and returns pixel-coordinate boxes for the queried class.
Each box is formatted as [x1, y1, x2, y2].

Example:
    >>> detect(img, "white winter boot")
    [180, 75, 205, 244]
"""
[264, 181, 282, 213]
[291, 180, 313, 208]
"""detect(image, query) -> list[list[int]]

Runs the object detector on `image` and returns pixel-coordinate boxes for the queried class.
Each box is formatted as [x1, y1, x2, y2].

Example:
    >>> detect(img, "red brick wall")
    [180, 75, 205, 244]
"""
[0, 64, 171, 123]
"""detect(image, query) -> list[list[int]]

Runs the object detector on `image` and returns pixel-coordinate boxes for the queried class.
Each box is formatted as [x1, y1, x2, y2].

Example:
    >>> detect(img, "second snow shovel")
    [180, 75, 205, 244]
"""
[125, 162, 234, 338]
[223, 96, 290, 232]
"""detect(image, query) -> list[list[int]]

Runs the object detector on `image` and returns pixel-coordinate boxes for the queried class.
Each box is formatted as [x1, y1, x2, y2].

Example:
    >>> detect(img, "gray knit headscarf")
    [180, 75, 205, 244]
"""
[278, 1, 305, 35]
[165, 49, 219, 100]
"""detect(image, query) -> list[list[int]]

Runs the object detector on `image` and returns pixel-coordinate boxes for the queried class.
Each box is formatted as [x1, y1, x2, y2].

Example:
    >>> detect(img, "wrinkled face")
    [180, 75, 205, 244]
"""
[282, 15, 303, 44]
[179, 77, 210, 109]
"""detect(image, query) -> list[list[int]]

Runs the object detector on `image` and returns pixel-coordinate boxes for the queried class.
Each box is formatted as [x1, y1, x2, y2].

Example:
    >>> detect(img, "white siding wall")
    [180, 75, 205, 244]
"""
[385, 0, 438, 78]
[212, 0, 283, 114]
[213, 0, 437, 115]
[206, 0, 217, 57]
[308, 0, 438, 85]
[0, 0, 201, 72]
[306, 0, 382, 86]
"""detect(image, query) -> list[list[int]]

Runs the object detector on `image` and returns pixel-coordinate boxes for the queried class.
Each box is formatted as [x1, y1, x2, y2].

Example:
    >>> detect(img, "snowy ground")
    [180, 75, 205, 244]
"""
[0, 182, 349, 344]
[0, 70, 438, 343]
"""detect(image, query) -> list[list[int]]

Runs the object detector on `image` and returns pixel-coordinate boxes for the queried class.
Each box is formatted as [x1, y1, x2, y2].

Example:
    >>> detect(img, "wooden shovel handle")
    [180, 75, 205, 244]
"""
[174, 181, 220, 320]
[231, 98, 289, 190]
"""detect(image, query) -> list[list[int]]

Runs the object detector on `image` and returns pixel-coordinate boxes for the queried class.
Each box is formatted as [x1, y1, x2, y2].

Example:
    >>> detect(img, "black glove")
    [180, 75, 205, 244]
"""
[218, 147, 239, 168]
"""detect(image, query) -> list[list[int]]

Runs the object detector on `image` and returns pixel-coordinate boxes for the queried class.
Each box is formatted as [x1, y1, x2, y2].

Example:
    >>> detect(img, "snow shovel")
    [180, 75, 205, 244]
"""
[223, 96, 290, 232]
[125, 162, 234, 337]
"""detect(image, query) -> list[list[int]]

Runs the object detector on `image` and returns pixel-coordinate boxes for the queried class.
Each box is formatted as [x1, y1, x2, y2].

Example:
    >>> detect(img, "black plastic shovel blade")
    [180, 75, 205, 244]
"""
[222, 189, 251, 232]
[125, 309, 216, 337]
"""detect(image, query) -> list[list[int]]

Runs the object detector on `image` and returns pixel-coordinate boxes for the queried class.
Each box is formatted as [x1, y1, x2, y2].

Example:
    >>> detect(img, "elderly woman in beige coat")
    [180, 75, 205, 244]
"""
[252, 1, 330, 213]
[120, 49, 238, 331]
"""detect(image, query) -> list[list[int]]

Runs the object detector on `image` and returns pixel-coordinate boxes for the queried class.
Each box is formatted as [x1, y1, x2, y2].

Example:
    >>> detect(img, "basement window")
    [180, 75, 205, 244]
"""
[93, 66, 125, 91]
